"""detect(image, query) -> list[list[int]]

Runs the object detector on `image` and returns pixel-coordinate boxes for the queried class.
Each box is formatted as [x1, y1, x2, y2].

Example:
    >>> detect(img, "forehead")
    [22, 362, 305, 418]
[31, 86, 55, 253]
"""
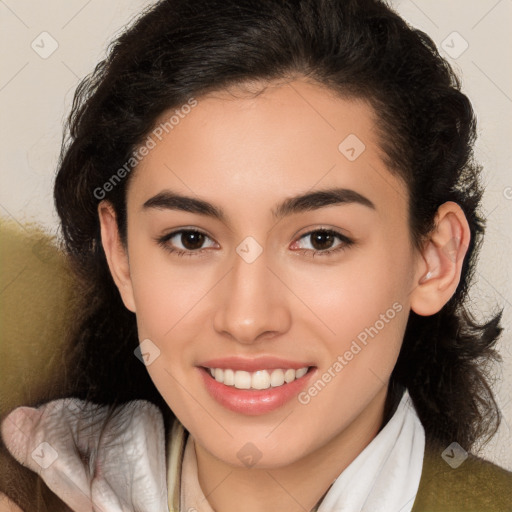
[128, 79, 408, 222]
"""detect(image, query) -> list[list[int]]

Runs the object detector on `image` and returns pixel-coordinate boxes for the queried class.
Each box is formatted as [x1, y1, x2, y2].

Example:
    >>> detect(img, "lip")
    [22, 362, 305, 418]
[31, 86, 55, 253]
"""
[197, 364, 317, 416]
[198, 356, 314, 372]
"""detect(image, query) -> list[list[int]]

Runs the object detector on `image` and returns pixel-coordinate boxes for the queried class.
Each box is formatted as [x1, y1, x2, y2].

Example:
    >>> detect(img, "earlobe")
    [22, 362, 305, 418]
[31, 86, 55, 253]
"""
[410, 201, 470, 317]
[97, 201, 136, 312]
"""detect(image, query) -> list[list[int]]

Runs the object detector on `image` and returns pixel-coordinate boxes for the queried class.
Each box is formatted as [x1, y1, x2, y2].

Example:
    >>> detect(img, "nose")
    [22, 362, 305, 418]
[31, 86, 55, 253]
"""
[212, 245, 292, 344]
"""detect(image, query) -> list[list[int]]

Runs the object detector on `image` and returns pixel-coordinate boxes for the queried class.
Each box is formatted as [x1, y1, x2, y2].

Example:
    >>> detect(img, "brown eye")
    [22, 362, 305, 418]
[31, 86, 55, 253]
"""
[310, 231, 336, 250]
[290, 228, 354, 257]
[157, 229, 217, 255]
[180, 231, 206, 250]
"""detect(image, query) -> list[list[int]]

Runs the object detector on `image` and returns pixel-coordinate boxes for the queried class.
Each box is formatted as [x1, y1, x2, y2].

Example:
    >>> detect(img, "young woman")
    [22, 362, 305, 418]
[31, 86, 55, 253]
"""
[1, 0, 510, 510]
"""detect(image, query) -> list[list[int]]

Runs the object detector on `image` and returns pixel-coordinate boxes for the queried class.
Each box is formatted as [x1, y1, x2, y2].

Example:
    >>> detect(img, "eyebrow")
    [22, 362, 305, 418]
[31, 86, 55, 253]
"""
[142, 187, 376, 221]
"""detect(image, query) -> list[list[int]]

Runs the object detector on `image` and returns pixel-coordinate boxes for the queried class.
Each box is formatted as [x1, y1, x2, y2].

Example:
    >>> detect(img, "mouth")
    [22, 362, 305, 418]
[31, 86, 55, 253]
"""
[197, 364, 317, 415]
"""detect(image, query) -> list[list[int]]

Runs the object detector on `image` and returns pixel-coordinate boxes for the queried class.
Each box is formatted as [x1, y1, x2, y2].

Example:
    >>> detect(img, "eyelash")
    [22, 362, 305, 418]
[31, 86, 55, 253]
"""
[156, 228, 354, 258]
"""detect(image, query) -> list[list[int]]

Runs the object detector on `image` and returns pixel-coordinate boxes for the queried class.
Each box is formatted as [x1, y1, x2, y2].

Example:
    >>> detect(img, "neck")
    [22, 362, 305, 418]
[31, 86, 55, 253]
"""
[194, 385, 390, 512]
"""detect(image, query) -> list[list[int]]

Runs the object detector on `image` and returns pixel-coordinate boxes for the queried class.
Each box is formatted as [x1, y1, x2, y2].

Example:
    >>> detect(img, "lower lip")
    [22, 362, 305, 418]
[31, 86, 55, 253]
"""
[198, 367, 316, 415]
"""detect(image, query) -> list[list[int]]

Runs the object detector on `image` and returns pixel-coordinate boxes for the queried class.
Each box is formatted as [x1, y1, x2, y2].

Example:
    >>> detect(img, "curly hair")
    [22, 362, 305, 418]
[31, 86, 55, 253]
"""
[2, 0, 505, 507]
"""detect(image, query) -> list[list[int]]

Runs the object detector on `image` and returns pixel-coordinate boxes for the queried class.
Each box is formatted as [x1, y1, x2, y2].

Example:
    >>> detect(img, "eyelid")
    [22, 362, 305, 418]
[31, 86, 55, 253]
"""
[292, 223, 352, 239]
[158, 226, 215, 241]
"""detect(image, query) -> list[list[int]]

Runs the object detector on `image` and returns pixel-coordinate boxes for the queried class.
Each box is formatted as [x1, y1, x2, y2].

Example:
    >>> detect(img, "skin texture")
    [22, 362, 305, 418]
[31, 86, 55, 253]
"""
[99, 78, 470, 512]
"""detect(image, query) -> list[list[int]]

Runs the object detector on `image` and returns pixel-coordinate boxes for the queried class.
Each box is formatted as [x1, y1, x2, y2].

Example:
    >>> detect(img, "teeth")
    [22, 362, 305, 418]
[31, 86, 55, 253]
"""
[206, 367, 309, 390]
[284, 369, 296, 383]
[295, 367, 308, 378]
[251, 370, 270, 390]
[224, 368, 235, 386]
[270, 369, 285, 387]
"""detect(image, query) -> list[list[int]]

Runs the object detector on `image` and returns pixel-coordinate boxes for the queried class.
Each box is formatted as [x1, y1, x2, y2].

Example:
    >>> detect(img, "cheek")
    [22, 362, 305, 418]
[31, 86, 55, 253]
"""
[126, 242, 211, 406]
[292, 248, 405, 334]
[291, 254, 409, 439]
[128, 257, 206, 423]
[289, 241, 411, 389]
[128, 237, 209, 340]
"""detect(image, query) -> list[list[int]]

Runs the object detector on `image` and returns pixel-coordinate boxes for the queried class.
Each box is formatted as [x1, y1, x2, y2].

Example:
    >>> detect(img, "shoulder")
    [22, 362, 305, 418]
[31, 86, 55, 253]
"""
[411, 438, 512, 512]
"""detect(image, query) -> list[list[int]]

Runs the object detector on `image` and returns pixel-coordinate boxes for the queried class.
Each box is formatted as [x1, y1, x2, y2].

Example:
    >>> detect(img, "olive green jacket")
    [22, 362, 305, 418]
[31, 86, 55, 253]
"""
[410, 438, 512, 512]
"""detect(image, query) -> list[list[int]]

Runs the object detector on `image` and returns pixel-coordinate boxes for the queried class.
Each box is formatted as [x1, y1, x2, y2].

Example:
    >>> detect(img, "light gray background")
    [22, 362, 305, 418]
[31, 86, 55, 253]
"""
[1, 0, 511, 469]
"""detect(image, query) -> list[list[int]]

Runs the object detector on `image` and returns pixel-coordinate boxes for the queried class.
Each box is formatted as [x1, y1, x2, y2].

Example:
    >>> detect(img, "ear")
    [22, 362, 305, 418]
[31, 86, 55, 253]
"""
[98, 201, 136, 313]
[410, 201, 471, 316]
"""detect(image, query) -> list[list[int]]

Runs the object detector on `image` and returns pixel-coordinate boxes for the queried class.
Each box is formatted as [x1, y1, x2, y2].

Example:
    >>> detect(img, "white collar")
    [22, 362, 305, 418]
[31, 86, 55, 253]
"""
[316, 388, 425, 511]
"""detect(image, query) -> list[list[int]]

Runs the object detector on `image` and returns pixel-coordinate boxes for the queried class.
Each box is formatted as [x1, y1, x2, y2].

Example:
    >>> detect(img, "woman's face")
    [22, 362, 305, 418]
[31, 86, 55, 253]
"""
[109, 79, 424, 468]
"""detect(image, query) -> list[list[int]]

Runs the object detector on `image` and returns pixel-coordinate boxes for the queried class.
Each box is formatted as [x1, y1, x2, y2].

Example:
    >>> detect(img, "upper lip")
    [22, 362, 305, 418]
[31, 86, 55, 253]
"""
[198, 356, 315, 372]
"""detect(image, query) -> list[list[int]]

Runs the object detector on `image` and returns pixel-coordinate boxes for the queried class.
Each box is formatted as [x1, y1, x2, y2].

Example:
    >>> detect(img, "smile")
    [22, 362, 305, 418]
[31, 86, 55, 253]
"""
[206, 367, 309, 390]
[198, 361, 316, 415]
